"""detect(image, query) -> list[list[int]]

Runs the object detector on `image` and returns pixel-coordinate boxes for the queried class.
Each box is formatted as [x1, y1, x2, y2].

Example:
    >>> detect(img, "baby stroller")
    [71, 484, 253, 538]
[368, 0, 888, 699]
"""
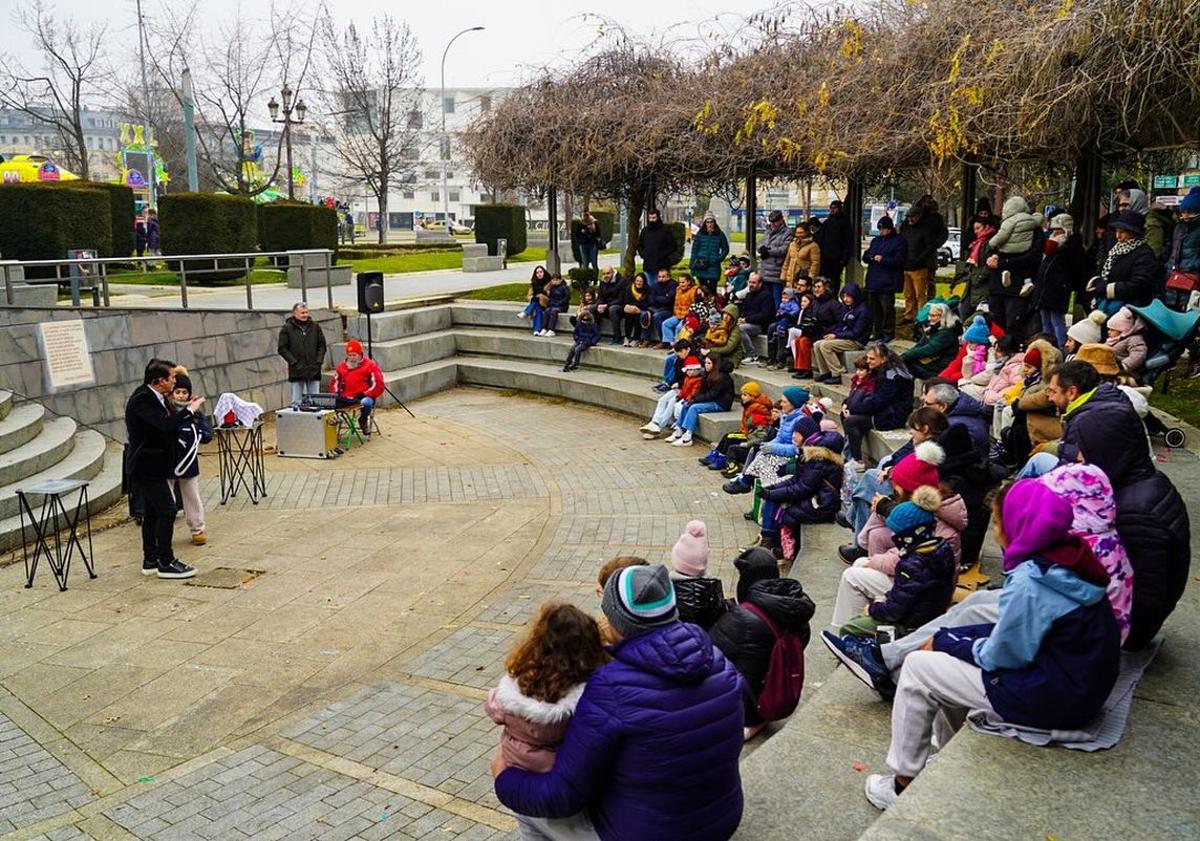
[1128, 299, 1200, 448]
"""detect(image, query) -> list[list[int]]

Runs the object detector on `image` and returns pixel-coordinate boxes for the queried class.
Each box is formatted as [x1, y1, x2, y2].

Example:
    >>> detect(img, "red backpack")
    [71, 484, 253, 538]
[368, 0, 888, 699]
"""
[743, 602, 806, 721]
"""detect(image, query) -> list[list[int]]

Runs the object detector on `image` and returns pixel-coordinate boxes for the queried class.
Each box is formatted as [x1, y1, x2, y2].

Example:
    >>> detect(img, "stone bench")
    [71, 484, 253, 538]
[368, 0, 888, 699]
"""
[287, 264, 351, 289]
[461, 242, 505, 273]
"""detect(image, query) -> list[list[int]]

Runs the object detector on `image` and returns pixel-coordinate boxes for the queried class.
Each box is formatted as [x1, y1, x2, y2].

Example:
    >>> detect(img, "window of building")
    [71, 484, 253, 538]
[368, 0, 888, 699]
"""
[479, 95, 491, 113]
[407, 109, 422, 129]
[424, 168, 439, 180]
[430, 190, 440, 202]
[402, 191, 415, 200]
[449, 190, 461, 202]
[442, 96, 456, 114]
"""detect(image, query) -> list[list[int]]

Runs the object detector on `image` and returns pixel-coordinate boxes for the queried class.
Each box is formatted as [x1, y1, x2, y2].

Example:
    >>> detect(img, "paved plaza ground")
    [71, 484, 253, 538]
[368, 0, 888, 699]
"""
[0, 387, 1196, 840]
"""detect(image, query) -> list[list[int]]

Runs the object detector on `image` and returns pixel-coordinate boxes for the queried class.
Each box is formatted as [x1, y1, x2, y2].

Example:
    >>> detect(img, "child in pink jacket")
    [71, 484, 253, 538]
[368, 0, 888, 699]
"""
[485, 603, 609, 772]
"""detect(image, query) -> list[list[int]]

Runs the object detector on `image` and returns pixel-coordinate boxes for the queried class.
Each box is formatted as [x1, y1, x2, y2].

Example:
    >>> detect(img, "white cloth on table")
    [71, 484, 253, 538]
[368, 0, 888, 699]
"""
[214, 393, 264, 428]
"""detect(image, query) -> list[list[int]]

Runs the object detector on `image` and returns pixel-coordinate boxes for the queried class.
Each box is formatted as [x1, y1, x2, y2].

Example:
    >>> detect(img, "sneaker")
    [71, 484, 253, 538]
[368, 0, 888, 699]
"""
[623, 339, 634, 347]
[838, 543, 867, 564]
[723, 463, 742, 478]
[651, 382, 671, 393]
[545, 330, 556, 338]
[722, 477, 753, 495]
[671, 432, 693, 446]
[1019, 279, 1035, 297]
[1001, 269, 1012, 288]
[640, 421, 662, 434]
[707, 453, 728, 471]
[698, 449, 718, 466]
[743, 356, 758, 365]
[156, 559, 197, 580]
[845, 458, 865, 473]
[820, 631, 896, 700]
[191, 531, 207, 546]
[517, 311, 528, 319]
[665, 429, 683, 443]
[865, 774, 902, 811]
[141, 560, 158, 576]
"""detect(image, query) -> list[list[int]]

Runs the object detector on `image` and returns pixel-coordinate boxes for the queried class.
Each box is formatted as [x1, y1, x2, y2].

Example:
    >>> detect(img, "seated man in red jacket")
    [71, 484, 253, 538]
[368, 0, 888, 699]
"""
[330, 339, 385, 435]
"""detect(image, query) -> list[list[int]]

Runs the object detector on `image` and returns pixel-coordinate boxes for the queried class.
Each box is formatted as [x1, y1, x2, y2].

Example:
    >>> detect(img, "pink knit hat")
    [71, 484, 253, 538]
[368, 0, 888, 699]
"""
[671, 520, 709, 577]
[890, 441, 944, 493]
[820, 418, 839, 432]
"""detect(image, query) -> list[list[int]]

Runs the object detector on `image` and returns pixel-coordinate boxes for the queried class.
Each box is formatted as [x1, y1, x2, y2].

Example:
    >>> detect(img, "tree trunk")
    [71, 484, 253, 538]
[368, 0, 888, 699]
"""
[623, 189, 645, 278]
[377, 187, 388, 245]
[73, 122, 89, 180]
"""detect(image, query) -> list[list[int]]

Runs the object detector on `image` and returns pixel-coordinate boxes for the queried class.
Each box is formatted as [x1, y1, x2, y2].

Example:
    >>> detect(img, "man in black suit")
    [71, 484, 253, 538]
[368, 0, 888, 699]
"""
[124, 359, 204, 579]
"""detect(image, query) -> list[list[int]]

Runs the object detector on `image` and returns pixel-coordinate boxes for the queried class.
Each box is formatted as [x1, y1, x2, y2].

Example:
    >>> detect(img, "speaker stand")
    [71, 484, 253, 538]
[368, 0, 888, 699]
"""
[366, 310, 415, 418]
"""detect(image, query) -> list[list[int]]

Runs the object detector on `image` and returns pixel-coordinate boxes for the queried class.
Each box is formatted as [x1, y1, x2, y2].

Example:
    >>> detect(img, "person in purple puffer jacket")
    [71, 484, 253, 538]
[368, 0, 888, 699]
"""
[493, 564, 745, 841]
[813, 283, 871, 385]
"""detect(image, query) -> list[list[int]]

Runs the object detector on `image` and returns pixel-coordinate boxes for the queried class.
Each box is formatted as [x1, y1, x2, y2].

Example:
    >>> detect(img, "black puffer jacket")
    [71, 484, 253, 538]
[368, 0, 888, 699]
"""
[1032, 234, 1089, 313]
[277, 316, 328, 382]
[673, 576, 727, 630]
[708, 575, 815, 725]
[1059, 384, 1192, 650]
[988, 234, 1043, 297]
[637, 220, 680, 276]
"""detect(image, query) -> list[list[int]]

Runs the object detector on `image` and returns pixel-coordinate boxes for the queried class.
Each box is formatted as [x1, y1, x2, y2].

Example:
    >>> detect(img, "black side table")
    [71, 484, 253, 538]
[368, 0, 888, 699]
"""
[16, 478, 97, 591]
[215, 422, 268, 505]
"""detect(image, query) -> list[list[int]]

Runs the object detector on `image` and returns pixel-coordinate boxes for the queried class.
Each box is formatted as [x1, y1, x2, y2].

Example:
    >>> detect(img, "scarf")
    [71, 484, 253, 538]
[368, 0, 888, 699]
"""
[1101, 237, 1145, 281]
[629, 283, 647, 302]
[968, 226, 996, 265]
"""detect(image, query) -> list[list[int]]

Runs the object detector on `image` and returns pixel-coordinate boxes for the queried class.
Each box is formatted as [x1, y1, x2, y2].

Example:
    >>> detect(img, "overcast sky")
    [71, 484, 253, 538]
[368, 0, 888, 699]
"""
[8, 0, 785, 89]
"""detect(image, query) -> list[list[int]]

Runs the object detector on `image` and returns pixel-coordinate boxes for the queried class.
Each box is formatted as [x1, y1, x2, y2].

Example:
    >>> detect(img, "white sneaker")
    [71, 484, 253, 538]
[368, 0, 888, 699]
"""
[665, 429, 682, 443]
[623, 339, 633, 347]
[545, 330, 556, 337]
[865, 774, 901, 811]
[672, 432, 694, 446]
[642, 432, 659, 440]
[845, 458, 865, 474]
[1019, 280, 1034, 297]
[640, 422, 662, 434]
[518, 311, 528, 319]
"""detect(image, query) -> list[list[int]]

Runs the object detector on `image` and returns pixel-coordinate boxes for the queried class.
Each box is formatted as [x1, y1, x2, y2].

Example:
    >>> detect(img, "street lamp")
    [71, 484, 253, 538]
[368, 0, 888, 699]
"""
[440, 26, 485, 227]
[268, 84, 307, 200]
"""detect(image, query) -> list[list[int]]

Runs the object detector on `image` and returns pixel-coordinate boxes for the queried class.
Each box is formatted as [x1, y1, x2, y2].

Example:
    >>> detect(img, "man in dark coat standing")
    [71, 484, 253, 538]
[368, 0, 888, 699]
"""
[636, 209, 680, 279]
[124, 360, 203, 579]
[278, 302, 327, 403]
[815, 200, 856, 292]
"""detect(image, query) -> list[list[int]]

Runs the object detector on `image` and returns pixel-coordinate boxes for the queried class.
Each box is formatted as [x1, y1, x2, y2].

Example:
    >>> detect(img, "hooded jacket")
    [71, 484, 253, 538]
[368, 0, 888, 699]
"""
[708, 574, 815, 725]
[862, 231, 908, 294]
[945, 391, 992, 457]
[762, 408, 818, 458]
[844, 362, 915, 431]
[544, 279, 571, 312]
[740, 394, 774, 434]
[494, 622, 745, 841]
[988, 196, 1043, 255]
[781, 231, 821, 284]
[1033, 233, 1089, 313]
[980, 353, 1026, 407]
[636, 219, 680, 276]
[486, 675, 585, 773]
[758, 222, 794, 286]
[1059, 384, 1192, 650]
[867, 536, 958, 630]
[690, 228, 731, 283]
[172, 407, 213, 479]
[829, 284, 871, 343]
[902, 322, 961, 380]
[703, 308, 746, 366]
[812, 287, 845, 332]
[331, 357, 385, 400]
[277, 316, 328, 382]
[572, 318, 601, 348]
[934, 481, 1119, 730]
[762, 438, 845, 525]
[1015, 339, 1064, 447]
[673, 283, 698, 318]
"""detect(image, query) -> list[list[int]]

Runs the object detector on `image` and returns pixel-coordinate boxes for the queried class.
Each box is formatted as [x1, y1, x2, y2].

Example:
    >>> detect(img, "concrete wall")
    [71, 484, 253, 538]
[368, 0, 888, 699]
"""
[0, 307, 343, 441]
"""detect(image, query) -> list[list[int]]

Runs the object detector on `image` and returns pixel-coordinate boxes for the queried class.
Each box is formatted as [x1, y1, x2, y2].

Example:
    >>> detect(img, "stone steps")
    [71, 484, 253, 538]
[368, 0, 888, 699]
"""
[0, 390, 12, 420]
[0, 429, 108, 522]
[0, 417, 78, 488]
[0, 403, 46, 456]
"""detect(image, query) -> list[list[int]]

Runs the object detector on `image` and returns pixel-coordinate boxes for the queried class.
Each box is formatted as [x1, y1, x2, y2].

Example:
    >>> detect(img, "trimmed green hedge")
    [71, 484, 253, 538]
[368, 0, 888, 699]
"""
[159, 193, 258, 283]
[474, 204, 526, 257]
[0, 184, 112, 273]
[259, 201, 338, 264]
[43, 180, 135, 257]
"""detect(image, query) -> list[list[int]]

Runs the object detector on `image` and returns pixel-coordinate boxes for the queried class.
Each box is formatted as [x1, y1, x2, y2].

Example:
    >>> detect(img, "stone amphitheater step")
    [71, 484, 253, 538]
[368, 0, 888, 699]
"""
[345, 305, 453, 344]
[733, 667, 895, 841]
[0, 416, 78, 488]
[0, 442, 125, 555]
[0, 390, 12, 421]
[0, 429, 108, 522]
[0, 403, 46, 455]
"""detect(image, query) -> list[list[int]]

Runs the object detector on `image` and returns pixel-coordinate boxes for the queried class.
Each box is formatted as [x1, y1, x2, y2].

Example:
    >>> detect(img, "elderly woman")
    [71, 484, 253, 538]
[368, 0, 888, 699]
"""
[1091, 210, 1158, 316]
[902, 303, 960, 380]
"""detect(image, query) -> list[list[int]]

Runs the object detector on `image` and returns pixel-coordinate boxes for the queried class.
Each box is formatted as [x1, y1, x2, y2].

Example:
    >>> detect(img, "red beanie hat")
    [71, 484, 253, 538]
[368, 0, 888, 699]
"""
[890, 441, 944, 493]
[1023, 347, 1042, 369]
[345, 340, 364, 356]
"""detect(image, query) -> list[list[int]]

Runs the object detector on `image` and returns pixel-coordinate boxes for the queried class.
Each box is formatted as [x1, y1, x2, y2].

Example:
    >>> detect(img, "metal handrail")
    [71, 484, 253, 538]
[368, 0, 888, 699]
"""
[0, 248, 336, 311]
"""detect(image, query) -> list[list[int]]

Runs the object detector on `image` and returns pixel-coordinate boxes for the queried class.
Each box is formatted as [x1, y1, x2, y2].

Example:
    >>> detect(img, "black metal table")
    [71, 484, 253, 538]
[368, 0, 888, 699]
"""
[215, 422, 268, 505]
[16, 478, 96, 591]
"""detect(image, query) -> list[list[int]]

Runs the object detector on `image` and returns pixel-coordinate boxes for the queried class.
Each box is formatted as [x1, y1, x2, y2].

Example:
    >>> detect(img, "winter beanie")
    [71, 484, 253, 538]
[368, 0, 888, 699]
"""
[1181, 187, 1200, 213]
[783, 386, 810, 407]
[1105, 307, 1138, 337]
[1050, 212, 1075, 235]
[885, 500, 937, 538]
[683, 355, 703, 373]
[819, 418, 839, 432]
[345, 340, 364, 356]
[671, 520, 710, 578]
[1067, 310, 1107, 346]
[740, 382, 763, 398]
[792, 415, 820, 442]
[962, 315, 990, 345]
[1023, 347, 1043, 369]
[890, 441, 944, 492]
[733, 547, 779, 602]
[601, 565, 678, 640]
[173, 373, 192, 394]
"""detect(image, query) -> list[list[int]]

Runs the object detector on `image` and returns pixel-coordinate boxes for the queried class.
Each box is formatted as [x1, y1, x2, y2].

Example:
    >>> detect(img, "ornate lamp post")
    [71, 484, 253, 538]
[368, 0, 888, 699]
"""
[268, 85, 307, 200]
[440, 26, 484, 225]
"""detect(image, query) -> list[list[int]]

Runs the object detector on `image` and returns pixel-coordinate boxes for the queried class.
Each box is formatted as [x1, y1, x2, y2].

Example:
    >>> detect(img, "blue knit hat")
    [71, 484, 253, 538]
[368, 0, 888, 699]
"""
[963, 315, 990, 344]
[782, 386, 810, 408]
[601, 565, 678, 639]
[791, 415, 820, 442]
[1182, 187, 1200, 213]
[885, 501, 936, 539]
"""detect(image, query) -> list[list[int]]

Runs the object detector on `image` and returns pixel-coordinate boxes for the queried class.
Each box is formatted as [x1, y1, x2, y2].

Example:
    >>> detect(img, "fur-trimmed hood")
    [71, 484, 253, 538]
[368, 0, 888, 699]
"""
[801, 445, 844, 467]
[492, 674, 585, 725]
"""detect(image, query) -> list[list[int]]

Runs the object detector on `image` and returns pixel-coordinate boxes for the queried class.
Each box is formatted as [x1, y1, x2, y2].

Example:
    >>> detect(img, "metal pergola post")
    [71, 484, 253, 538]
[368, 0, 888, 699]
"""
[745, 173, 758, 266]
[844, 178, 865, 285]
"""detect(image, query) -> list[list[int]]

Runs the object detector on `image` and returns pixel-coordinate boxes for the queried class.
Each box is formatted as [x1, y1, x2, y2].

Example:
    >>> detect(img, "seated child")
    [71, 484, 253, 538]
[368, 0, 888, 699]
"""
[594, 555, 648, 597]
[759, 428, 845, 554]
[668, 520, 727, 629]
[786, 291, 822, 379]
[764, 287, 800, 370]
[486, 603, 609, 773]
[1062, 310, 1107, 361]
[720, 400, 782, 478]
[699, 382, 774, 472]
[562, 310, 600, 372]
[1104, 306, 1148, 376]
[953, 315, 992, 398]
[641, 355, 702, 438]
[966, 335, 1023, 407]
[832, 487, 957, 639]
[533, 273, 571, 337]
[860, 479, 1119, 810]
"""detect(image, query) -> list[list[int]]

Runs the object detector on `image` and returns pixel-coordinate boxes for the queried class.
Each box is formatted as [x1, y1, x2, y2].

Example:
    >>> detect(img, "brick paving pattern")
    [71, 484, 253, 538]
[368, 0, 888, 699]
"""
[473, 581, 596, 625]
[395, 626, 515, 690]
[0, 713, 94, 834]
[105, 745, 517, 841]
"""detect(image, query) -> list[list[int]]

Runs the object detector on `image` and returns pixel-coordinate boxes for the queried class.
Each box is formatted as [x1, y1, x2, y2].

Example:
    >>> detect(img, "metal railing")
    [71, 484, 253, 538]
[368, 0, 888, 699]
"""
[0, 249, 336, 311]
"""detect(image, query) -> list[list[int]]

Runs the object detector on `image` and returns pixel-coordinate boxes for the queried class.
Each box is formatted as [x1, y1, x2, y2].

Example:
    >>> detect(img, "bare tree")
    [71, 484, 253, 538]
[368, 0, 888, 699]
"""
[317, 13, 423, 243]
[0, 0, 110, 178]
[144, 1, 317, 197]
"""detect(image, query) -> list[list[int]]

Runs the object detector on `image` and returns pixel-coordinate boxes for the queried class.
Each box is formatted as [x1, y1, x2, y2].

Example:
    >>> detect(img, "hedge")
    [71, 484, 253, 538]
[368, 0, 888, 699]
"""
[569, 210, 614, 263]
[474, 204, 526, 257]
[258, 201, 339, 264]
[159, 192, 258, 283]
[0, 184, 112, 274]
[43, 180, 135, 257]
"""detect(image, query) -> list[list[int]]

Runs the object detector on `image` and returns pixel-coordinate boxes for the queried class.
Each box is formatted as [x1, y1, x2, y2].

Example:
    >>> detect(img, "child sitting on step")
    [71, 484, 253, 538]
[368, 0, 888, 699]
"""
[486, 603, 609, 773]
[641, 355, 703, 438]
[170, 369, 212, 546]
[562, 311, 600, 372]
[668, 520, 727, 630]
[699, 382, 774, 472]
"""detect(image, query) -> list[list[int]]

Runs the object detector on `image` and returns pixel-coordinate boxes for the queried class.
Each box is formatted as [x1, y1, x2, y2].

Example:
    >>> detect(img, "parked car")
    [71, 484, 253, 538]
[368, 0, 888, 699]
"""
[937, 227, 962, 266]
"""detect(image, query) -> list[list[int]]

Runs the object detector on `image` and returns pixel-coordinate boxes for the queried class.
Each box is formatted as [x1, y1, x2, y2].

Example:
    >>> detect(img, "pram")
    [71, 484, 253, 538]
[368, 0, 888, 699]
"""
[1128, 299, 1200, 448]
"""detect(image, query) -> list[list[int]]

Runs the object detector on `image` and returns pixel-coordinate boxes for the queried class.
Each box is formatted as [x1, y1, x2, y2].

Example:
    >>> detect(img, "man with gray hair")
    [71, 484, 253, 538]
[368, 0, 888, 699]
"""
[921, 380, 992, 457]
[757, 210, 793, 307]
[278, 302, 328, 403]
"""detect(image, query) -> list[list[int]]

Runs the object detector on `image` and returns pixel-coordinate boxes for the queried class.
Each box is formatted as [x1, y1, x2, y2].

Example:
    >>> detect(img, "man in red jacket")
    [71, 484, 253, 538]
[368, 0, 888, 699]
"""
[330, 339, 385, 435]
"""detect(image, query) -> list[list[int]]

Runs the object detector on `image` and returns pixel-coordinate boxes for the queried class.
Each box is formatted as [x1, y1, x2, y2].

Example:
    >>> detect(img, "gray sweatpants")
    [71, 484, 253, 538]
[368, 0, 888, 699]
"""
[516, 814, 600, 841]
[880, 589, 1002, 674]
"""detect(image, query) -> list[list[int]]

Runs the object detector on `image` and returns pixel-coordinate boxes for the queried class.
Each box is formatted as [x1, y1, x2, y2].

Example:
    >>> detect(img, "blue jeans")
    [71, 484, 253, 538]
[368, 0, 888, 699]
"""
[847, 468, 894, 539]
[358, 396, 376, 426]
[661, 352, 676, 384]
[679, 400, 722, 433]
[661, 316, 683, 345]
[651, 309, 673, 342]
[766, 281, 783, 307]
[1040, 309, 1066, 348]
[1015, 451, 1059, 479]
[579, 243, 599, 272]
[522, 300, 539, 317]
[651, 390, 680, 427]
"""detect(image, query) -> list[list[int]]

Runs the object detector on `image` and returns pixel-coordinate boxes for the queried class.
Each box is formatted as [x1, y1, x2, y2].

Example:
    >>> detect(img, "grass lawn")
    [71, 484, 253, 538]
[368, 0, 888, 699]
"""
[106, 268, 286, 286]
[459, 282, 585, 306]
[1149, 360, 1200, 429]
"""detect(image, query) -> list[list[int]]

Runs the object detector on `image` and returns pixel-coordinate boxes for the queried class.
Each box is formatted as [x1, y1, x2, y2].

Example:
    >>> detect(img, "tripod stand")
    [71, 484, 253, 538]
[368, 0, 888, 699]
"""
[366, 310, 415, 418]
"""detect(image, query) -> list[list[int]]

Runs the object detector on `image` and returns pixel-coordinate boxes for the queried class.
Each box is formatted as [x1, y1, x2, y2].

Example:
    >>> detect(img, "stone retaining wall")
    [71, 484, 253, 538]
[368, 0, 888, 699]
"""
[0, 306, 342, 441]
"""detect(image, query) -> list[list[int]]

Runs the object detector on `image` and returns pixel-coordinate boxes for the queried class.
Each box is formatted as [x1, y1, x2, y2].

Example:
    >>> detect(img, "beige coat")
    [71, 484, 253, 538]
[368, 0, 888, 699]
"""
[781, 234, 821, 285]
